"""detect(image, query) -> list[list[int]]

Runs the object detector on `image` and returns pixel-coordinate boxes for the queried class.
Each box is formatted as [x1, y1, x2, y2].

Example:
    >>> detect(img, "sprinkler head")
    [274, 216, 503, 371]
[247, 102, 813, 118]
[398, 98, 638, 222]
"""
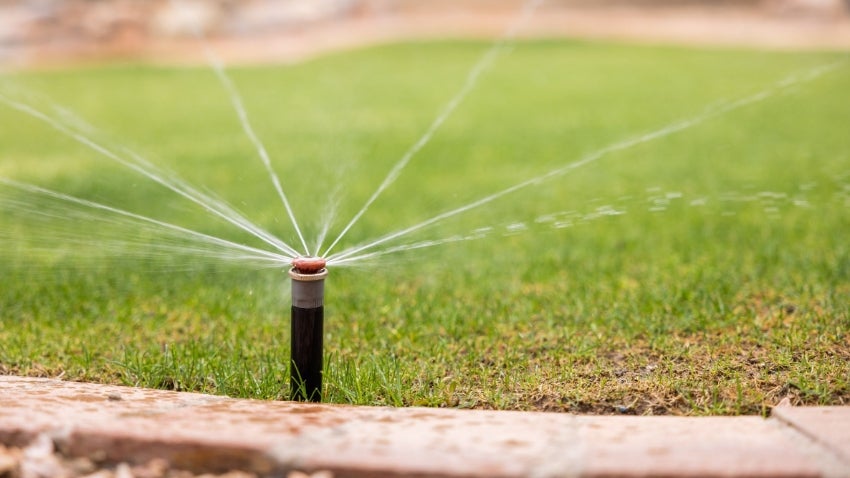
[291, 256, 327, 275]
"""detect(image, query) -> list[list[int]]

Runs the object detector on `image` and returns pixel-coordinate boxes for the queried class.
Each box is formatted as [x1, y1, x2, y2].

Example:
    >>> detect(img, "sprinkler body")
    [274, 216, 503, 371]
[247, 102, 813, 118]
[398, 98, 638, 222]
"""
[289, 257, 327, 402]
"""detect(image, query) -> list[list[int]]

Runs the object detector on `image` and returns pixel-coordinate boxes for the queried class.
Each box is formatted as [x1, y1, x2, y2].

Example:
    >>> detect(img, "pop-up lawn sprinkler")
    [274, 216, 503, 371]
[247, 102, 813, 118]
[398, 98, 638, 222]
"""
[289, 256, 327, 402]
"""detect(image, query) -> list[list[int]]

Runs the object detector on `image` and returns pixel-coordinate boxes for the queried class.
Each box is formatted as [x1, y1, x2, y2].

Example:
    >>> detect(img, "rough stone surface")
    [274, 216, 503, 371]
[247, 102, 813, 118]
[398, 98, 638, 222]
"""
[1, 377, 849, 477]
[773, 406, 850, 467]
[577, 416, 827, 477]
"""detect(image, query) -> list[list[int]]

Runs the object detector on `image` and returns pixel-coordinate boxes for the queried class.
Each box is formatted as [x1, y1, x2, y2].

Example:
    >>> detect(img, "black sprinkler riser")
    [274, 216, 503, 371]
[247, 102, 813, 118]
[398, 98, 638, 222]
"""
[289, 267, 327, 402]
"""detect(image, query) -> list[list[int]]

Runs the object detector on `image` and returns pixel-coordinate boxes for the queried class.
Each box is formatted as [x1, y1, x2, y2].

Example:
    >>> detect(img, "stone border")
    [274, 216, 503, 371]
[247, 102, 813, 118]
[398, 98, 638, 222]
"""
[2, 376, 849, 477]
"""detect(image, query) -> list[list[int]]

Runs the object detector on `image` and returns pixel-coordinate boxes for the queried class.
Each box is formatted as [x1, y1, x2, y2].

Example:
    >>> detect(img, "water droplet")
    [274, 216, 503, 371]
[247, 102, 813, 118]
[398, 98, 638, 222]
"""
[505, 222, 528, 234]
[469, 227, 493, 239]
[758, 191, 786, 199]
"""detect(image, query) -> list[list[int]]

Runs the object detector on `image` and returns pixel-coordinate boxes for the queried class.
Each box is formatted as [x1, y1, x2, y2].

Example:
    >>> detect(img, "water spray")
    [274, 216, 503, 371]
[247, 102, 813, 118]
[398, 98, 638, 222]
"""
[289, 256, 328, 402]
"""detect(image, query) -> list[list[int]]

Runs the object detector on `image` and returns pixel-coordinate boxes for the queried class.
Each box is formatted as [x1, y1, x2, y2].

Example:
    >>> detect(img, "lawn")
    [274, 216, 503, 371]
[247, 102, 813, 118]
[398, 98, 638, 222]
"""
[0, 40, 848, 415]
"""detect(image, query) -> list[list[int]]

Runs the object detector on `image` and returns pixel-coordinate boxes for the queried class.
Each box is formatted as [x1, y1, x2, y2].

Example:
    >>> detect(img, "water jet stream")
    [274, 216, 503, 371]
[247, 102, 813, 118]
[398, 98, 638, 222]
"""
[312, 182, 344, 257]
[0, 178, 291, 266]
[199, 44, 311, 256]
[321, 0, 545, 258]
[327, 59, 845, 264]
[330, 235, 481, 268]
[0, 199, 285, 269]
[0, 92, 300, 258]
[170, 0, 309, 255]
[330, 180, 838, 267]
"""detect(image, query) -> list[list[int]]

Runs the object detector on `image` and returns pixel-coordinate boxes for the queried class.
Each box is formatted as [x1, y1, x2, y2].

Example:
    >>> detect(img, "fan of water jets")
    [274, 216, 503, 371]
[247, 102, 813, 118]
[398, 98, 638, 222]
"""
[0, 0, 845, 277]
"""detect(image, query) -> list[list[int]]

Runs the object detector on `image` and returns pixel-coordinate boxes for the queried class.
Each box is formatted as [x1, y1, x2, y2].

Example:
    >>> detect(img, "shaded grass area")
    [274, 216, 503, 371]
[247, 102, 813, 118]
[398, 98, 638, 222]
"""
[1, 40, 848, 414]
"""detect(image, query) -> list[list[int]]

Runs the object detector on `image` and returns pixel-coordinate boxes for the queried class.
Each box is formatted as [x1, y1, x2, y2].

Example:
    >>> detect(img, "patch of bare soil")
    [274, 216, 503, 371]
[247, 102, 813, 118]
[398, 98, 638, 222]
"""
[2, 1, 848, 70]
[186, 5, 850, 65]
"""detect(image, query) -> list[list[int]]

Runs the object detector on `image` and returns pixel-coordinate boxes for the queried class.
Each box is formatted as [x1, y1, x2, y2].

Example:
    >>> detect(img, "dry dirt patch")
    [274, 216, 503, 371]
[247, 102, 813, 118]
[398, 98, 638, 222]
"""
[2, 1, 848, 69]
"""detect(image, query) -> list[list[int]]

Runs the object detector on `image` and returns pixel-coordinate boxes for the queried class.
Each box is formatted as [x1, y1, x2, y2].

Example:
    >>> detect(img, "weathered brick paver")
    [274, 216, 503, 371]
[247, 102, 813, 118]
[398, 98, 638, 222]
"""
[1, 376, 848, 477]
[773, 407, 850, 467]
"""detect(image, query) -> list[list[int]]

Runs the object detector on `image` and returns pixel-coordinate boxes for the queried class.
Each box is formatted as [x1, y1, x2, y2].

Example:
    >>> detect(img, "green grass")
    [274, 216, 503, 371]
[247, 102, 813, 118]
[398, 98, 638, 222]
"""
[1, 40, 848, 415]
